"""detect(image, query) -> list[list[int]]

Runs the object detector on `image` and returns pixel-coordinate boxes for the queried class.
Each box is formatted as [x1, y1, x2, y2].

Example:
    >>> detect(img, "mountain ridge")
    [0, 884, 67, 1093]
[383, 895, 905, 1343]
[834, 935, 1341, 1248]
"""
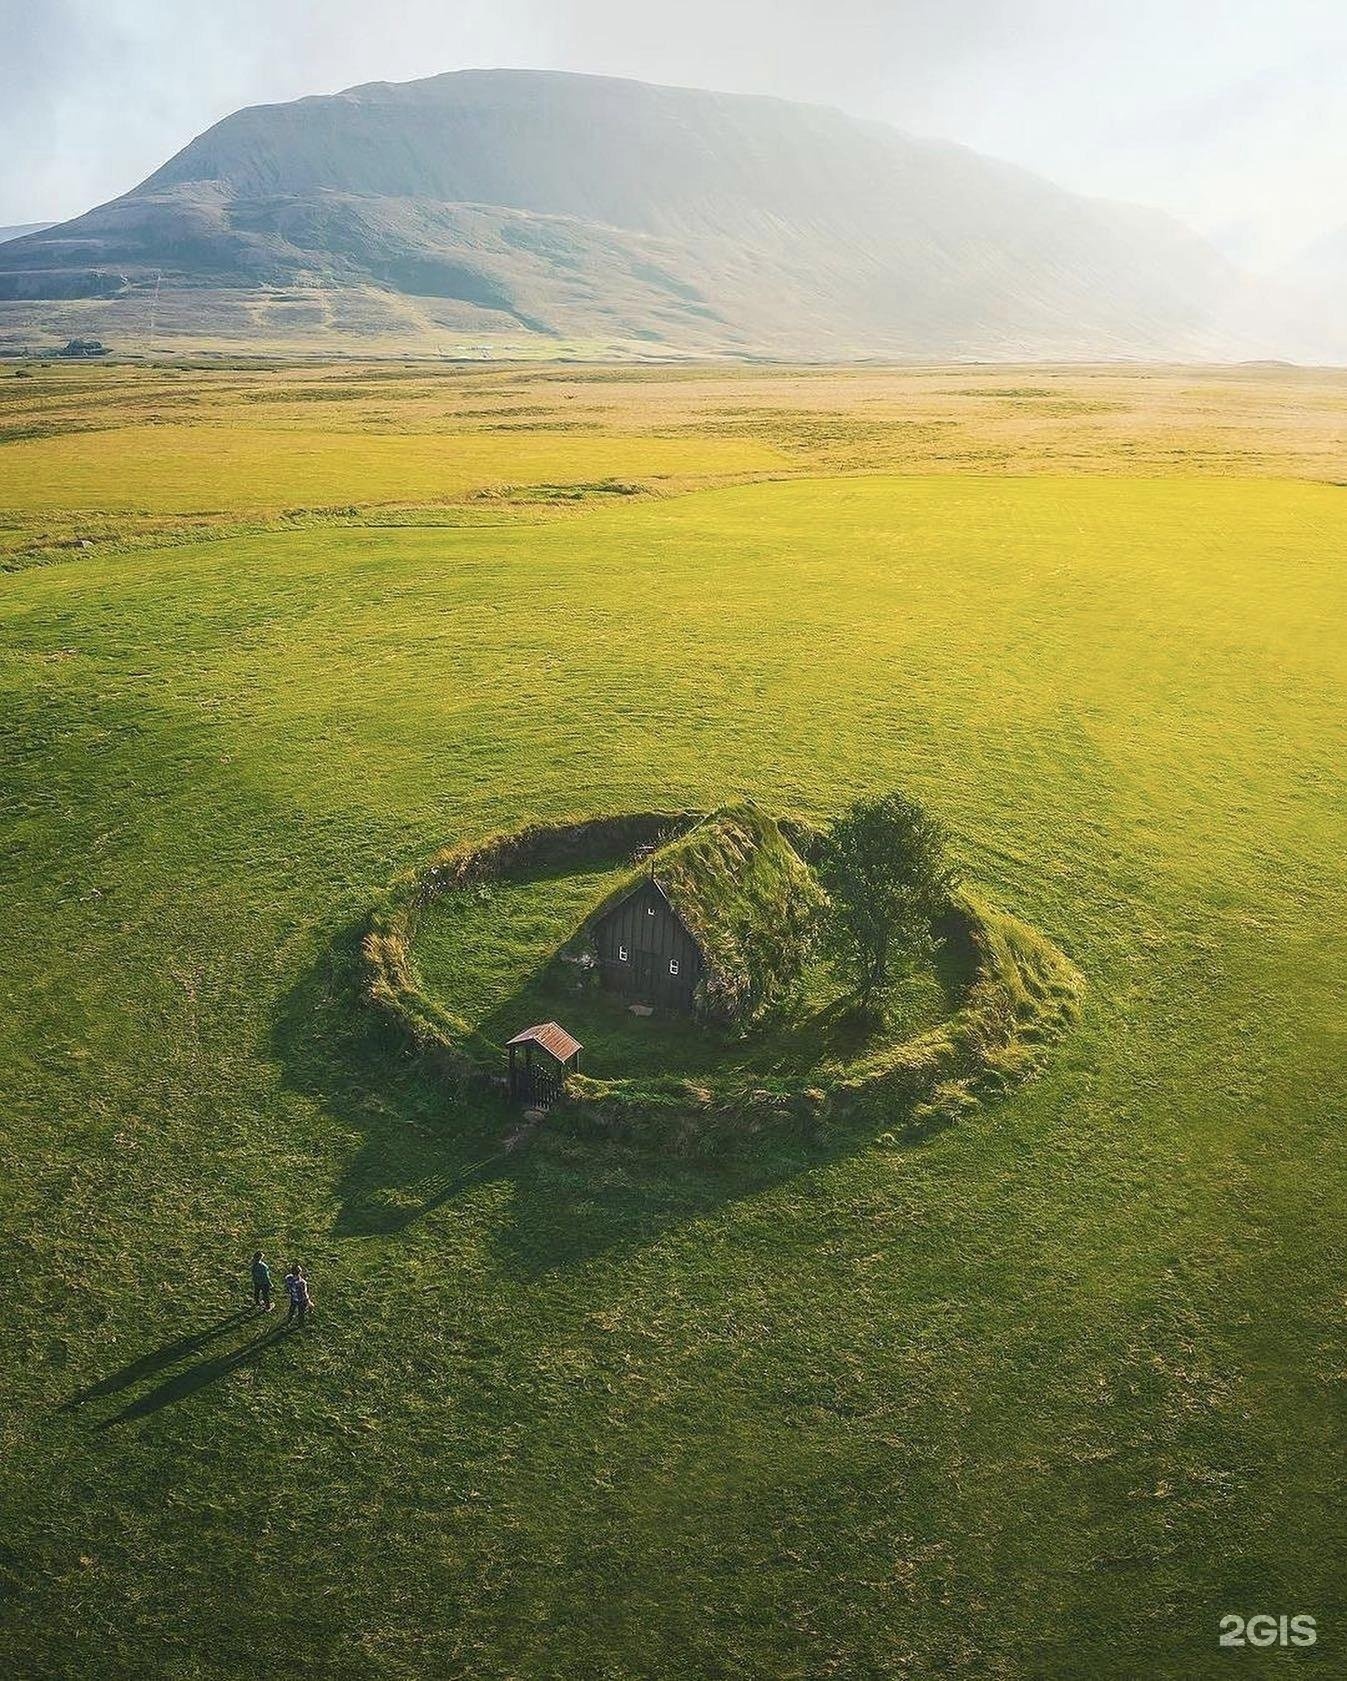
[0, 68, 1301, 359]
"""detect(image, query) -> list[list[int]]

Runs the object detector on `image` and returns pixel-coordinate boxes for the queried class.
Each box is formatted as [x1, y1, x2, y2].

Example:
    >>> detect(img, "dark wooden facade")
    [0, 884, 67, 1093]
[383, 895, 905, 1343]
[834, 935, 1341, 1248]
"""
[591, 877, 705, 1012]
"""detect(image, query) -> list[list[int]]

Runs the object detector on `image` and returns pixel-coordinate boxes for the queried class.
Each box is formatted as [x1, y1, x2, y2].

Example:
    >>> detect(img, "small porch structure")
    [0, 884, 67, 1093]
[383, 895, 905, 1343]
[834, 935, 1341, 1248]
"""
[506, 1021, 582, 1108]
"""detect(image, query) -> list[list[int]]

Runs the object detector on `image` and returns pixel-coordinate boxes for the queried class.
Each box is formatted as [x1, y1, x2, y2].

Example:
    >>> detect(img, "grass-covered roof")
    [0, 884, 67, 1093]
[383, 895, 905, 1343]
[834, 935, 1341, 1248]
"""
[595, 801, 826, 1023]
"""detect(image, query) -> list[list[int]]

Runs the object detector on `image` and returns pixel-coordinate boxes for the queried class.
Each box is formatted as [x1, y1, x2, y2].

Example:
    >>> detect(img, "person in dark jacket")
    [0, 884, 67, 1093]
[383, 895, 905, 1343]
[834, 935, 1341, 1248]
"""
[250, 1251, 273, 1312]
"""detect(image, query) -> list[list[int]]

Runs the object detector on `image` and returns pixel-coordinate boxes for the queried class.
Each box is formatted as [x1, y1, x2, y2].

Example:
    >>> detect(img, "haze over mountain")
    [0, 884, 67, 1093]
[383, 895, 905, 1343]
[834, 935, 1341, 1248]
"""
[0, 223, 53, 246]
[0, 69, 1326, 359]
[1286, 224, 1347, 291]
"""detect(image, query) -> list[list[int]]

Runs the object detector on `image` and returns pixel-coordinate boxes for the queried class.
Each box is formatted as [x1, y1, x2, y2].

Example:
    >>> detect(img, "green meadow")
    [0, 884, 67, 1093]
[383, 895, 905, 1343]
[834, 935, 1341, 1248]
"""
[1, 362, 1345, 1679]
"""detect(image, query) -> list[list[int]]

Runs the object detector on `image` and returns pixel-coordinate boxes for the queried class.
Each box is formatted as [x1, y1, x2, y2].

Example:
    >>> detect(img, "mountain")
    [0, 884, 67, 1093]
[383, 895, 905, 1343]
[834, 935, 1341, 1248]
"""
[0, 222, 53, 245]
[0, 69, 1282, 358]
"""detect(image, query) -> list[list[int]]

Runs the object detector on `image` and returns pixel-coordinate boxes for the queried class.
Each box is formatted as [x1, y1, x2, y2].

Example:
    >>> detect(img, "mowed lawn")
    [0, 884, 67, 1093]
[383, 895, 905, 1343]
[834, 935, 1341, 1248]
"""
[1, 473, 1345, 1679]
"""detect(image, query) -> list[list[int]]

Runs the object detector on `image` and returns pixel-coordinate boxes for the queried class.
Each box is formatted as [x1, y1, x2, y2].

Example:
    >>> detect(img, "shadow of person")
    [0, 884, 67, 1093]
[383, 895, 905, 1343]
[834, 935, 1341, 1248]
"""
[58, 1311, 254, 1411]
[98, 1322, 299, 1427]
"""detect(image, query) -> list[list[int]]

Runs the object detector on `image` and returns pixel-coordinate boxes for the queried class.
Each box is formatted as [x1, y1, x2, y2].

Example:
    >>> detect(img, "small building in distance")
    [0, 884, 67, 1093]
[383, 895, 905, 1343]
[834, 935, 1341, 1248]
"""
[506, 1021, 582, 1108]
[584, 801, 824, 1023]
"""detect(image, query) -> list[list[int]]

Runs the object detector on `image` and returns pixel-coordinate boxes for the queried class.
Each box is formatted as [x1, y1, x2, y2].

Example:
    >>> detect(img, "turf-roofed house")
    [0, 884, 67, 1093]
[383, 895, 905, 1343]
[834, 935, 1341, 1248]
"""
[583, 802, 825, 1023]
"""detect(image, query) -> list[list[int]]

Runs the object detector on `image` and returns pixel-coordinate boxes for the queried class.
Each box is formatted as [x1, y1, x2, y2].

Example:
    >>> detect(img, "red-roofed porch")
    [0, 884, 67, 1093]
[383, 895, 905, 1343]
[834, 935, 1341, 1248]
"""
[506, 1021, 582, 1107]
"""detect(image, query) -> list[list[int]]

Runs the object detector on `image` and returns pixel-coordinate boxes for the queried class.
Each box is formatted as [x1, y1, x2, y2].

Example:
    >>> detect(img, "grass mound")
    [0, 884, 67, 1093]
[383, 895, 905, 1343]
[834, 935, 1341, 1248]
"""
[831, 888, 1085, 1130]
[361, 812, 1083, 1153]
[581, 800, 826, 1022]
[564, 887, 1083, 1152]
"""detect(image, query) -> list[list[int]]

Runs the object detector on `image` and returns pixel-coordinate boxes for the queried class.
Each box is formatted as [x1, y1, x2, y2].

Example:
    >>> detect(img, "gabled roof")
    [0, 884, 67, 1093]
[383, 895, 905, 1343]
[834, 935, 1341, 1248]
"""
[625, 871, 696, 934]
[589, 802, 826, 1022]
[507, 1021, 582, 1062]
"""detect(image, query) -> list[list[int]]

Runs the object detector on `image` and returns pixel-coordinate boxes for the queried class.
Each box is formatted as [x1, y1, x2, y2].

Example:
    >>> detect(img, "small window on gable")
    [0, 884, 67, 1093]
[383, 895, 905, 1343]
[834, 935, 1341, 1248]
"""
[669, 959, 680, 976]
[646, 904, 656, 916]
[618, 945, 628, 962]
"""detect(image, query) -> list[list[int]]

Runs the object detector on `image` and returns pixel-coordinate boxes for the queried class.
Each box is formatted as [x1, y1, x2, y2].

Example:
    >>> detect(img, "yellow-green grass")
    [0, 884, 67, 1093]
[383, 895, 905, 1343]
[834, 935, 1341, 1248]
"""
[0, 422, 783, 517]
[6, 358, 1347, 570]
[8, 359, 1347, 476]
[1, 465, 1345, 1679]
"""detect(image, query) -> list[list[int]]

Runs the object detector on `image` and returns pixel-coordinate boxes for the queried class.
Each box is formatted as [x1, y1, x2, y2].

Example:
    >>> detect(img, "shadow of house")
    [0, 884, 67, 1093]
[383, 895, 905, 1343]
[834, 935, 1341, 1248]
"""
[268, 901, 980, 1280]
[269, 916, 517, 1240]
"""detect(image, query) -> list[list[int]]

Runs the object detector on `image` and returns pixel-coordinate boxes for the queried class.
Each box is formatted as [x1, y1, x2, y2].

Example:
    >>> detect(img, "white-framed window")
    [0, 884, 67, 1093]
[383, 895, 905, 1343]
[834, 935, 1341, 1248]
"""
[646, 904, 656, 916]
[618, 945, 628, 962]
[669, 959, 680, 976]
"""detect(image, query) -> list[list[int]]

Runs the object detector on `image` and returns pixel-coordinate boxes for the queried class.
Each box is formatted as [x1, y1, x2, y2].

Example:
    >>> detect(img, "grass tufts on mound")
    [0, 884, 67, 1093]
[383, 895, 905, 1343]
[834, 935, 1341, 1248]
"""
[563, 888, 1083, 1153]
[832, 888, 1085, 1130]
[360, 812, 1083, 1154]
[362, 812, 700, 1083]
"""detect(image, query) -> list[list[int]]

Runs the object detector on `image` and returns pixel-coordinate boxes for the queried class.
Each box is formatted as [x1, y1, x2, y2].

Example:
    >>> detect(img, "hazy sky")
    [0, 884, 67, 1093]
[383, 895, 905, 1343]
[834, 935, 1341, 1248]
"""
[3, 0, 1344, 269]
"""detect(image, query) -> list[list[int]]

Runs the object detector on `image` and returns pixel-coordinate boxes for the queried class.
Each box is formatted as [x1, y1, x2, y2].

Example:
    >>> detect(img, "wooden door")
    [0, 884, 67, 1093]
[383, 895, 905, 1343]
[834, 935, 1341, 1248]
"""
[523, 1057, 563, 1109]
[632, 949, 659, 1001]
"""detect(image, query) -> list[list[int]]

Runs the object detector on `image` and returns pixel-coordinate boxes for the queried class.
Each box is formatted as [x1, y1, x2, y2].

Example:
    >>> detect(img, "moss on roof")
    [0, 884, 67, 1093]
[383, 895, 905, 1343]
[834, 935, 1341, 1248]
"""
[592, 801, 826, 1023]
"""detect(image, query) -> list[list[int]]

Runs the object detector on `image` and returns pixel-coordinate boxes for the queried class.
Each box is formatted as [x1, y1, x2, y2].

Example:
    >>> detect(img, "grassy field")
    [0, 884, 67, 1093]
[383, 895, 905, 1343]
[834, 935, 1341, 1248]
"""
[1, 362, 1345, 1679]
[0, 424, 781, 516]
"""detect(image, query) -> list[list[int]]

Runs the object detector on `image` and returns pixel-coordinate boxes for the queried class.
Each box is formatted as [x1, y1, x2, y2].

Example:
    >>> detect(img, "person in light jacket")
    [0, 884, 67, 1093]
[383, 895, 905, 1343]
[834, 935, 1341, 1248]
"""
[284, 1263, 313, 1327]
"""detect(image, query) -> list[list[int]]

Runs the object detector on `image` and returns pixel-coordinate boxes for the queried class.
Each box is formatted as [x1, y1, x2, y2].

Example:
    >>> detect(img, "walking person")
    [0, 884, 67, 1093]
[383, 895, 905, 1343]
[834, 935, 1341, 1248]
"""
[284, 1262, 313, 1328]
[250, 1250, 273, 1312]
